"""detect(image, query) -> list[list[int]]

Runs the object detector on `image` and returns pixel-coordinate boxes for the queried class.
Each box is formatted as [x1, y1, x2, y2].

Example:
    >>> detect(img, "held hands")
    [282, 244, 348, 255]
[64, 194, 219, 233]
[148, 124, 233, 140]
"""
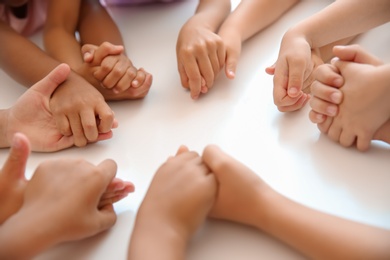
[136, 146, 217, 239]
[309, 45, 390, 151]
[176, 26, 226, 99]
[202, 145, 272, 228]
[0, 133, 134, 230]
[5, 64, 116, 151]
[267, 33, 319, 112]
[80, 42, 152, 101]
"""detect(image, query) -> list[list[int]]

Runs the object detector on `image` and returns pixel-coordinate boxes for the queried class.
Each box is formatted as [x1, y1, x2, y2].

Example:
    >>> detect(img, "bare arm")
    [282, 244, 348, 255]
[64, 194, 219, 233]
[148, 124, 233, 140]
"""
[203, 145, 390, 260]
[256, 191, 390, 259]
[219, 0, 299, 43]
[185, 0, 231, 33]
[288, 0, 390, 48]
[0, 21, 60, 86]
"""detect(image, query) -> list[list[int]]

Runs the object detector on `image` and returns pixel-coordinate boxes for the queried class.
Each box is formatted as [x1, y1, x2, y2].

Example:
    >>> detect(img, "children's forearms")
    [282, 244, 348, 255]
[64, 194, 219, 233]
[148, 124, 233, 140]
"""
[219, 0, 299, 42]
[258, 191, 390, 259]
[0, 209, 58, 259]
[288, 0, 390, 48]
[78, 0, 125, 47]
[128, 216, 188, 260]
[44, 26, 85, 69]
[186, 0, 231, 32]
[0, 23, 61, 86]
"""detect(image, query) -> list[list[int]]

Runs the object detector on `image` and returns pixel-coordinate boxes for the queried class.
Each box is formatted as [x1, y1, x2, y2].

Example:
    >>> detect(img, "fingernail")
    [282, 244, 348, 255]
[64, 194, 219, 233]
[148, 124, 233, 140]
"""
[12, 134, 22, 149]
[316, 113, 324, 121]
[330, 92, 342, 103]
[288, 87, 298, 96]
[334, 77, 343, 87]
[228, 69, 235, 78]
[326, 106, 337, 116]
[83, 52, 91, 61]
[132, 80, 139, 87]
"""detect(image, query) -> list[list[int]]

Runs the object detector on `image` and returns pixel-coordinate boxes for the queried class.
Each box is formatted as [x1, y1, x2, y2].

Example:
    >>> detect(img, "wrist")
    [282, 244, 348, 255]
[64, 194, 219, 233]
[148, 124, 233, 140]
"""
[0, 206, 60, 259]
[129, 209, 188, 260]
[252, 187, 284, 232]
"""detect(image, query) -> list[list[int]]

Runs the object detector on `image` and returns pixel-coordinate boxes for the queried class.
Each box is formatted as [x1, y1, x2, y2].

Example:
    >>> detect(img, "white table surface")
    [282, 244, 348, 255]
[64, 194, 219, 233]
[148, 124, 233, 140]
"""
[0, 0, 389, 259]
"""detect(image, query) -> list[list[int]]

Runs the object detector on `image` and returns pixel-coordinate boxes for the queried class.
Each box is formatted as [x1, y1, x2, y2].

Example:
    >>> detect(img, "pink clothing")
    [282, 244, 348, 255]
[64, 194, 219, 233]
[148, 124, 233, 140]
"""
[101, 0, 182, 6]
[0, 0, 47, 36]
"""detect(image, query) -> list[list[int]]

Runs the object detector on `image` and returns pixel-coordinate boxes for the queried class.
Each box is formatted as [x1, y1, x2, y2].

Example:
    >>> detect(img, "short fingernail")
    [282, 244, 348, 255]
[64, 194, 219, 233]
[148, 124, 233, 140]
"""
[316, 113, 325, 121]
[83, 52, 91, 60]
[331, 92, 342, 103]
[334, 77, 343, 87]
[12, 133, 22, 149]
[288, 87, 298, 96]
[228, 69, 235, 78]
[132, 80, 139, 87]
[326, 106, 337, 116]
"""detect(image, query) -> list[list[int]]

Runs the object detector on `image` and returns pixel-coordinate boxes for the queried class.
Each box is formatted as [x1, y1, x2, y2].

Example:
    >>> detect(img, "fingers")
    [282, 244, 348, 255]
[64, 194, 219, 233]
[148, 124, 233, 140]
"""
[1, 133, 30, 180]
[225, 47, 238, 79]
[84, 42, 124, 66]
[96, 105, 115, 135]
[96, 203, 117, 231]
[317, 115, 333, 134]
[265, 63, 275, 75]
[182, 55, 202, 99]
[313, 64, 343, 89]
[202, 144, 232, 176]
[287, 59, 305, 98]
[96, 159, 118, 189]
[332, 45, 383, 66]
[176, 145, 190, 156]
[309, 110, 326, 124]
[310, 82, 341, 117]
[33, 63, 71, 97]
[81, 44, 97, 63]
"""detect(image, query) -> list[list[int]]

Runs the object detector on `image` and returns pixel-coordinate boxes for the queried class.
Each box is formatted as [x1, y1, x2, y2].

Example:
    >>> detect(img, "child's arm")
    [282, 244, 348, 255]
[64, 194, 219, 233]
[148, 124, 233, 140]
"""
[44, 0, 151, 100]
[218, 0, 299, 78]
[128, 147, 217, 260]
[0, 22, 116, 147]
[272, 0, 390, 112]
[202, 145, 390, 259]
[0, 156, 119, 259]
[176, 0, 231, 99]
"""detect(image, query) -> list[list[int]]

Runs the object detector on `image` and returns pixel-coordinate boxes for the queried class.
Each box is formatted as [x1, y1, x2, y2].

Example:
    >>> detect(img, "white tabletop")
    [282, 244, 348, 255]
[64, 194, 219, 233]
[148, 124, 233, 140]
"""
[0, 0, 389, 259]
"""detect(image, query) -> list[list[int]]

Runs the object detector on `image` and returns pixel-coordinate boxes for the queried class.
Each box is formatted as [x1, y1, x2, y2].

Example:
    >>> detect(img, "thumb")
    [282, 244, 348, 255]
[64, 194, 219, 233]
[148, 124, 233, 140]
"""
[202, 145, 226, 175]
[81, 44, 97, 63]
[96, 203, 117, 232]
[32, 64, 71, 97]
[225, 48, 238, 79]
[2, 133, 30, 180]
[265, 63, 276, 75]
[175, 145, 189, 156]
[96, 159, 117, 191]
[333, 45, 383, 66]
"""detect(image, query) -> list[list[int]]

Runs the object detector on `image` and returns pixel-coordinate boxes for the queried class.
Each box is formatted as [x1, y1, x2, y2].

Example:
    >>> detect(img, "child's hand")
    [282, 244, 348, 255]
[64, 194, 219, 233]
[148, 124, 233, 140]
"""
[136, 146, 216, 239]
[5, 64, 115, 151]
[98, 177, 135, 208]
[176, 26, 226, 99]
[49, 68, 117, 147]
[202, 145, 273, 229]
[81, 43, 153, 100]
[20, 158, 119, 244]
[269, 33, 314, 112]
[218, 29, 241, 80]
[0, 133, 29, 224]
[309, 63, 344, 124]
[319, 60, 390, 151]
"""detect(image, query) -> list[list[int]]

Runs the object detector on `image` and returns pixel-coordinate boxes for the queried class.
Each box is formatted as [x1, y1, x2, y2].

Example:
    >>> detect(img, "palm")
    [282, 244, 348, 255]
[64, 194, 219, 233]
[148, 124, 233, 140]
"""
[8, 86, 72, 152]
